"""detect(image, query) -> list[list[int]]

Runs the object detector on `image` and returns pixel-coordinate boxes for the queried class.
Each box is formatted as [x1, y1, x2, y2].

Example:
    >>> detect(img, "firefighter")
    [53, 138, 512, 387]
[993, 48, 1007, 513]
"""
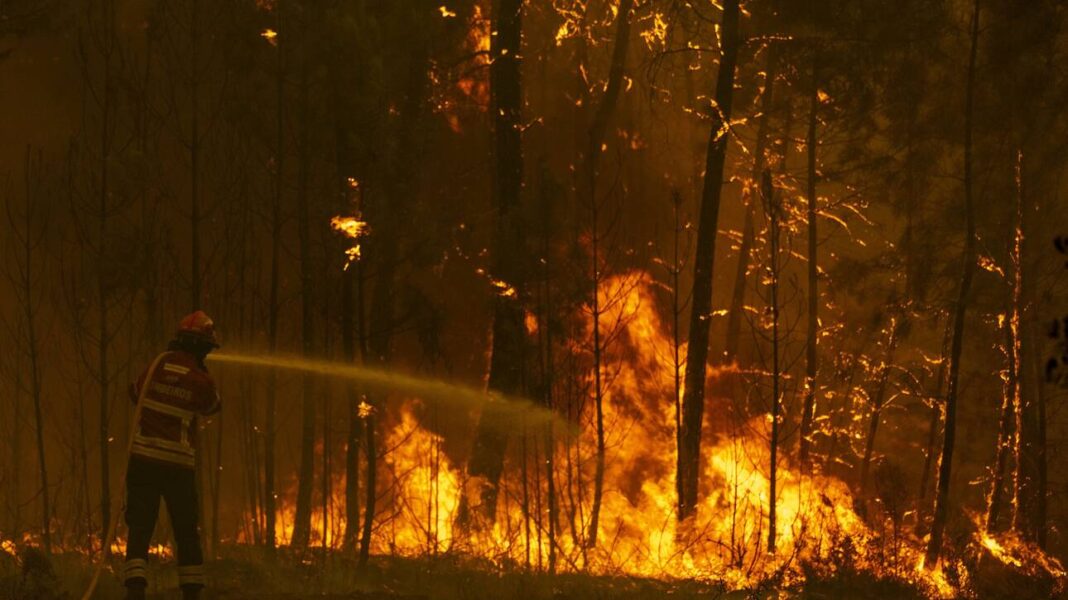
[123, 311, 221, 600]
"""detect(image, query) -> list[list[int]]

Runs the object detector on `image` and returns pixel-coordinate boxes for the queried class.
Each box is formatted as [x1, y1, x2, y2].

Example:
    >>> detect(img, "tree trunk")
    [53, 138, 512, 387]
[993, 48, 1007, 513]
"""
[986, 318, 1017, 530]
[798, 55, 819, 468]
[584, 0, 633, 550]
[291, 20, 316, 547]
[97, 8, 114, 546]
[264, 0, 284, 549]
[15, 149, 50, 552]
[925, 0, 979, 567]
[536, 159, 558, 572]
[465, 0, 526, 520]
[338, 166, 364, 553]
[677, 0, 741, 521]
[1015, 150, 1047, 546]
[763, 171, 780, 553]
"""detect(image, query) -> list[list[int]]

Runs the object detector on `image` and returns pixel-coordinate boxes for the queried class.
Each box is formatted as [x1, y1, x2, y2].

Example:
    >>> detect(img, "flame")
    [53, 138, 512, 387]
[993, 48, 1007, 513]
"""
[457, 5, 490, 107]
[490, 278, 517, 298]
[224, 269, 1063, 596]
[330, 216, 369, 270]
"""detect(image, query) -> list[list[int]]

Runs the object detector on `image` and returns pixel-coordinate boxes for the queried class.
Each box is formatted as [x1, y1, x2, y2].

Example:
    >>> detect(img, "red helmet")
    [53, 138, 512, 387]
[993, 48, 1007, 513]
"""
[176, 311, 220, 348]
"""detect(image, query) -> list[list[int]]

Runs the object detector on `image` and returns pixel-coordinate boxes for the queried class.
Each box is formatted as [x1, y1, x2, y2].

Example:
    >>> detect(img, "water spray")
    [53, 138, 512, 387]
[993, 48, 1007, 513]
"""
[78, 350, 561, 599]
[206, 352, 565, 431]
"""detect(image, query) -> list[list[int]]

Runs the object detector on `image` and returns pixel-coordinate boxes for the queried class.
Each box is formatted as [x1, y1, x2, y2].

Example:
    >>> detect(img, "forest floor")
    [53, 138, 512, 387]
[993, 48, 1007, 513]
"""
[2, 543, 930, 600]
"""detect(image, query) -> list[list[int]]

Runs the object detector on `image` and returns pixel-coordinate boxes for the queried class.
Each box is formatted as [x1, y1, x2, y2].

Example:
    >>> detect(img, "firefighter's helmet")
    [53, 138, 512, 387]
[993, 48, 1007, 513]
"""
[176, 311, 220, 348]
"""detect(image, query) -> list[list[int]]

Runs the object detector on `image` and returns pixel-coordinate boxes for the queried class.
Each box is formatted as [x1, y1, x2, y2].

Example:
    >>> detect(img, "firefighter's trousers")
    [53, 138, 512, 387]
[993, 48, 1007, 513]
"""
[123, 456, 205, 591]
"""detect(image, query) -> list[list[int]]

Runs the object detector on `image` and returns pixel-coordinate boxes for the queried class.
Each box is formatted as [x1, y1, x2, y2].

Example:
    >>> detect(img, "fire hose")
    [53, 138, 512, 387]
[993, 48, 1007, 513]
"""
[81, 351, 168, 600]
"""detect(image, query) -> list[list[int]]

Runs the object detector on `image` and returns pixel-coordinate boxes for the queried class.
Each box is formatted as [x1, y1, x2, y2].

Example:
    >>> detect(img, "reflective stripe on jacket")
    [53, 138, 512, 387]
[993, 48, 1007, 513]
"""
[129, 351, 220, 468]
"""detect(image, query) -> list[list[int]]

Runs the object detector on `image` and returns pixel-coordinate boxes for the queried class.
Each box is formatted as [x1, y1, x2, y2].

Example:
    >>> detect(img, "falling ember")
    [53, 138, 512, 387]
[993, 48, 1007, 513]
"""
[260, 28, 278, 45]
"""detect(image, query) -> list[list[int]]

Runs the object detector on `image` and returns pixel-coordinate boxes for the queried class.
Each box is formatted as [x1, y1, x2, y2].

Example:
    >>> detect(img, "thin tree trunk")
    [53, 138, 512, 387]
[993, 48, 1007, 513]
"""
[986, 318, 1017, 530]
[678, 0, 741, 521]
[264, 0, 284, 549]
[671, 190, 685, 510]
[764, 171, 780, 553]
[97, 4, 114, 545]
[291, 7, 316, 548]
[926, 0, 979, 567]
[535, 159, 558, 573]
[13, 350, 23, 539]
[1016, 149, 1047, 547]
[583, 0, 633, 550]
[798, 55, 819, 468]
[15, 149, 51, 553]
[340, 178, 363, 552]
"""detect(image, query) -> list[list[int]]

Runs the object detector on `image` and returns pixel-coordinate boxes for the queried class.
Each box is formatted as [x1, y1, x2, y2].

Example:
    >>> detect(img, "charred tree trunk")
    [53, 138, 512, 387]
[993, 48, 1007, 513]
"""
[10, 149, 51, 552]
[677, 0, 740, 521]
[536, 159, 559, 572]
[338, 164, 364, 553]
[799, 56, 819, 468]
[291, 14, 316, 547]
[1015, 150, 1047, 547]
[987, 158, 1023, 531]
[926, 0, 979, 567]
[359, 22, 427, 565]
[466, 0, 526, 521]
[671, 189, 686, 509]
[763, 171, 780, 553]
[986, 316, 1017, 530]
[12, 333, 23, 539]
[584, 0, 632, 550]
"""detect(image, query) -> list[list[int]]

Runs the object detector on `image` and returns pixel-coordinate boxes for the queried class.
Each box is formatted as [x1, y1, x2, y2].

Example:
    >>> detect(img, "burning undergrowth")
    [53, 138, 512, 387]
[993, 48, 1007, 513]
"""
[221, 271, 1062, 597]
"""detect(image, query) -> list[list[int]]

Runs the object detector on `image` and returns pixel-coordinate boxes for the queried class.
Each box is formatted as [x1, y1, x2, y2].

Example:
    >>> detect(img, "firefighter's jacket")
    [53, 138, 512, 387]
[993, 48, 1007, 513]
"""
[129, 350, 220, 469]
